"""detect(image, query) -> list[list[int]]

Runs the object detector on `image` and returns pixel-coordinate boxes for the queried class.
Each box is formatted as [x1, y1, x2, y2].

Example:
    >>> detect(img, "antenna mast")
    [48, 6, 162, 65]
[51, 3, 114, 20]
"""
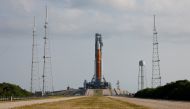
[42, 6, 54, 96]
[152, 15, 161, 88]
[31, 16, 40, 93]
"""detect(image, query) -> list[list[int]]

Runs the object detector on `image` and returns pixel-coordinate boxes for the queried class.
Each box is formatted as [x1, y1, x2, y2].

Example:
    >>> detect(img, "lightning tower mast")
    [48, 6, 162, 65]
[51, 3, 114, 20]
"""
[152, 15, 161, 88]
[42, 6, 54, 96]
[30, 16, 40, 93]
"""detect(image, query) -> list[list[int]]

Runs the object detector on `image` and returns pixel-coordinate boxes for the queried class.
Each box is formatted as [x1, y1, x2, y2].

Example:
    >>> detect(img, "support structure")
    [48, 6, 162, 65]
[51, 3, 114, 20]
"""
[30, 16, 40, 93]
[42, 6, 54, 96]
[138, 60, 145, 90]
[152, 15, 161, 88]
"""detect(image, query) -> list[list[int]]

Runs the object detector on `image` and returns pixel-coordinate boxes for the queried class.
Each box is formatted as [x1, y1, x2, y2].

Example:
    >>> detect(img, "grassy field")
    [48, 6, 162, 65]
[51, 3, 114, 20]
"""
[14, 96, 149, 109]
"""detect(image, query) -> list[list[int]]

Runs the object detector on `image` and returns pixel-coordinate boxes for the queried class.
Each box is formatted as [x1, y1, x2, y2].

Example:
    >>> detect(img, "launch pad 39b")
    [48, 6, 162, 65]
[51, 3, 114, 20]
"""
[84, 33, 111, 89]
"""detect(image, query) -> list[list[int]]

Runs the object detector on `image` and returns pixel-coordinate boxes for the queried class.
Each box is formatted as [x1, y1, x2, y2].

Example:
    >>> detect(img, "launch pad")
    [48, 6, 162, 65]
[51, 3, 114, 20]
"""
[85, 77, 110, 89]
[84, 33, 110, 89]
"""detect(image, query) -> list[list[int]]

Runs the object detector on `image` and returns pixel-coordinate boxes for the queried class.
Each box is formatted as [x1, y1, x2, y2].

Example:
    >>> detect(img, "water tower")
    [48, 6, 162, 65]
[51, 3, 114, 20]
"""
[138, 60, 145, 90]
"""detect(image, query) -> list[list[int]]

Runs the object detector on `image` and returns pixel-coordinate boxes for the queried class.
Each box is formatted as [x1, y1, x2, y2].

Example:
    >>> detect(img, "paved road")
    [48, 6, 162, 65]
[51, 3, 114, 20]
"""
[0, 96, 84, 109]
[85, 89, 112, 96]
[85, 89, 94, 96]
[110, 96, 190, 109]
[102, 89, 111, 96]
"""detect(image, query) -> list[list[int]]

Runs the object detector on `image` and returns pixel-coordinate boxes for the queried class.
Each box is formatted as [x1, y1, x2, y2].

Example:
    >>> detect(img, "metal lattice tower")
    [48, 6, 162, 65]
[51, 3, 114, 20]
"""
[30, 16, 40, 93]
[138, 60, 146, 91]
[152, 15, 161, 88]
[42, 6, 54, 96]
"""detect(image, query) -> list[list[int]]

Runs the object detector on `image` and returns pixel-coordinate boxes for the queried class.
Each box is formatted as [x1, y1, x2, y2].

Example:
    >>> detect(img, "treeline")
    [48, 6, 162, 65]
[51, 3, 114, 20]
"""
[0, 82, 31, 97]
[135, 80, 190, 101]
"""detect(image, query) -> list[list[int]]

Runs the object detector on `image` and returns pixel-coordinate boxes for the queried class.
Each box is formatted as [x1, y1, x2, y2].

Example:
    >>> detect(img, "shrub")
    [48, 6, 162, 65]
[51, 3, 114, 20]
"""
[0, 82, 31, 97]
[134, 80, 190, 101]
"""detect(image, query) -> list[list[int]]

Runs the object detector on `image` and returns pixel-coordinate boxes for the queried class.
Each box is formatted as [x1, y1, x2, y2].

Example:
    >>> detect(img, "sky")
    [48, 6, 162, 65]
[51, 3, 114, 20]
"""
[1, 0, 190, 93]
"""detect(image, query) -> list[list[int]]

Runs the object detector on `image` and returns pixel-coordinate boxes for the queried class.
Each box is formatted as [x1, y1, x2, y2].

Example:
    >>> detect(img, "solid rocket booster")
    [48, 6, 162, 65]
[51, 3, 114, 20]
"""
[95, 33, 103, 82]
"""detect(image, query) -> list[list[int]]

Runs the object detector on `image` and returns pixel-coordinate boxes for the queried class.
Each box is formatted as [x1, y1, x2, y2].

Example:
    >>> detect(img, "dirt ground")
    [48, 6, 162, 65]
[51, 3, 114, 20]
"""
[110, 96, 190, 109]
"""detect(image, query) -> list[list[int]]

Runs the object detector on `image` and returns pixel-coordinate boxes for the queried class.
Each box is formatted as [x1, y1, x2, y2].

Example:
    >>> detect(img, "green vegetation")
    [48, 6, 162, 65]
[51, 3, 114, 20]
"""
[135, 80, 190, 100]
[14, 96, 148, 109]
[0, 82, 31, 97]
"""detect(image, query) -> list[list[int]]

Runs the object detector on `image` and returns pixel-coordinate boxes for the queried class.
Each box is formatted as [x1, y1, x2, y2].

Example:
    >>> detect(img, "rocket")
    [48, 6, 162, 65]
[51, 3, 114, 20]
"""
[84, 33, 109, 89]
[95, 33, 103, 83]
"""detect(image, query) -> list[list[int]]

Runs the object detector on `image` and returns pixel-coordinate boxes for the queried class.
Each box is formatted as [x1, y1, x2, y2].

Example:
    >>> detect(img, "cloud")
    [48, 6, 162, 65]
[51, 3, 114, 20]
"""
[17, 0, 35, 12]
[1, 0, 190, 42]
[99, 0, 138, 11]
[143, 0, 190, 15]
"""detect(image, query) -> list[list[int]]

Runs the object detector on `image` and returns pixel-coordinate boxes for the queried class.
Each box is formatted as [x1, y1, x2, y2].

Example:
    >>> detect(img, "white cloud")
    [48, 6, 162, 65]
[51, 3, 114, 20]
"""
[1, 0, 190, 41]
[99, 0, 138, 11]
[143, 0, 190, 15]
[17, 0, 35, 12]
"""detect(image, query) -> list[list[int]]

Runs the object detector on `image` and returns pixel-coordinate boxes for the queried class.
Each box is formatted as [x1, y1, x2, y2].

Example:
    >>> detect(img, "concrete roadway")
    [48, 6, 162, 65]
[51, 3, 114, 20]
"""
[110, 96, 190, 109]
[0, 96, 84, 109]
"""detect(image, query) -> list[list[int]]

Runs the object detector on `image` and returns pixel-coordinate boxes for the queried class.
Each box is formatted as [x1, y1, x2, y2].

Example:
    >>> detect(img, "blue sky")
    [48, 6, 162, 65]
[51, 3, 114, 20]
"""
[1, 0, 190, 93]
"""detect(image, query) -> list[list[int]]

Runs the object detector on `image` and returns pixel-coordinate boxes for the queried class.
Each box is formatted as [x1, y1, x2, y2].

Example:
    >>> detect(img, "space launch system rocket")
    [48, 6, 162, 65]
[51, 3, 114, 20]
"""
[84, 33, 110, 89]
[95, 33, 103, 83]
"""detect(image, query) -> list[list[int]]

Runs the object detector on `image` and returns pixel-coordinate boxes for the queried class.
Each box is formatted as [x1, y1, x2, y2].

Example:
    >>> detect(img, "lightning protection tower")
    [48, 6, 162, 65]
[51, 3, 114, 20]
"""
[152, 15, 161, 88]
[138, 60, 145, 90]
[42, 6, 54, 96]
[30, 16, 40, 93]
